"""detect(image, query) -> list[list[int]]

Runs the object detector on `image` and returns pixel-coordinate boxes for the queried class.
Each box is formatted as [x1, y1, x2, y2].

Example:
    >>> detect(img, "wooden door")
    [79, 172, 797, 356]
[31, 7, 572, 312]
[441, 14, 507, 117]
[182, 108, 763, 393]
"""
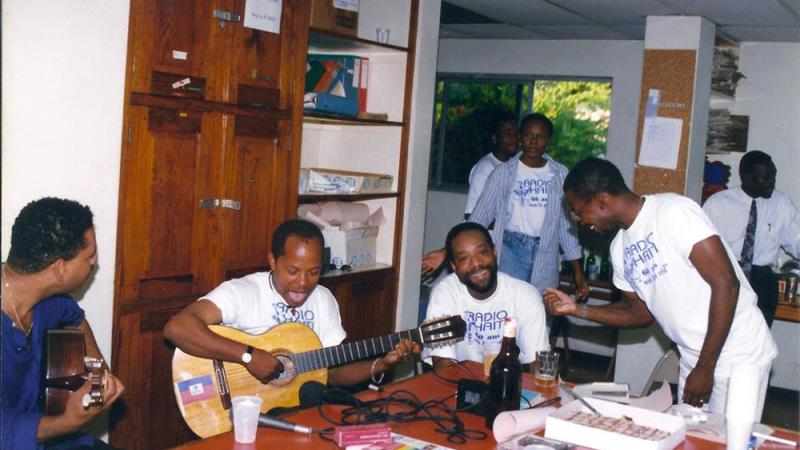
[127, 0, 223, 101]
[112, 1, 309, 448]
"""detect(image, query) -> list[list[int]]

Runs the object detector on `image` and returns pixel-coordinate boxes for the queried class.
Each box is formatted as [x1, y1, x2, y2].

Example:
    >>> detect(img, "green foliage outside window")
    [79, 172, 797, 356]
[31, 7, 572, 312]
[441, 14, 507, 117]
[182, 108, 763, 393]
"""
[429, 78, 611, 188]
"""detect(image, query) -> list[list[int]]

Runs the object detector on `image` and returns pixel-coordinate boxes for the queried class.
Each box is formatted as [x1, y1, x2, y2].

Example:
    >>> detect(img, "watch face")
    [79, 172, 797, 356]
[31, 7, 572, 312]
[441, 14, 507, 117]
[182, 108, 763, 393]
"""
[242, 352, 253, 364]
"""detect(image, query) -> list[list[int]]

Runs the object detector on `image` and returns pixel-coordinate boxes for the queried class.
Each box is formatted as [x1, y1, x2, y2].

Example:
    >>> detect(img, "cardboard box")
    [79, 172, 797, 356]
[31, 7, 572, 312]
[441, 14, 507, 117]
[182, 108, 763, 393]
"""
[322, 226, 378, 268]
[310, 0, 358, 37]
[544, 398, 686, 450]
[299, 168, 393, 195]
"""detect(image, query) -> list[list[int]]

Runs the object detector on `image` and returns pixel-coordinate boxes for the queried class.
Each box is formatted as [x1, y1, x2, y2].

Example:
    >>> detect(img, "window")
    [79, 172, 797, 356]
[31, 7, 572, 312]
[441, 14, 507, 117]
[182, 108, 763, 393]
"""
[429, 77, 611, 190]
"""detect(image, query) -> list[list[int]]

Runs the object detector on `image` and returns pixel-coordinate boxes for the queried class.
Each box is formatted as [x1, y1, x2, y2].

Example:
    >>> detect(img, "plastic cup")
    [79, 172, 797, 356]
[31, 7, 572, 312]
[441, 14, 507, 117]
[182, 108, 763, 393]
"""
[725, 365, 761, 450]
[483, 341, 502, 377]
[533, 351, 559, 386]
[376, 28, 390, 44]
[232, 395, 262, 444]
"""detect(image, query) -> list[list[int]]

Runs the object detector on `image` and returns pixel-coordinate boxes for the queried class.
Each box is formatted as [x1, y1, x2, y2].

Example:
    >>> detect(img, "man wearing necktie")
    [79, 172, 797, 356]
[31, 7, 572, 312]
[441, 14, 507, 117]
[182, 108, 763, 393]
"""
[704, 151, 800, 327]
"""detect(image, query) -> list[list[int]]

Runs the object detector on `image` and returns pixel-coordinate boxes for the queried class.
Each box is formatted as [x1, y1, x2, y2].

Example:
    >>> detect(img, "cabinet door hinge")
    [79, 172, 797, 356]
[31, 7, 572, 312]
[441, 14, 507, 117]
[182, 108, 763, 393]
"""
[127, 124, 132, 144]
[131, 56, 136, 73]
[287, 134, 292, 153]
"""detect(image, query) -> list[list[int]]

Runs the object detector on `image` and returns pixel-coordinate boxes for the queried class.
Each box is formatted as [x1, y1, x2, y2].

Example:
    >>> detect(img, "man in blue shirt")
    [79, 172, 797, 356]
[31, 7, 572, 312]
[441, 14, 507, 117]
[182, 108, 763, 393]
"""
[2, 197, 124, 449]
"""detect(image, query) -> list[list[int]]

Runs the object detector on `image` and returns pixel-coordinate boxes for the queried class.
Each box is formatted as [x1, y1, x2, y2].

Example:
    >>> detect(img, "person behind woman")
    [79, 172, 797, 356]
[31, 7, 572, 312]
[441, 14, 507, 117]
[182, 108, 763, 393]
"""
[423, 113, 588, 300]
[464, 111, 519, 220]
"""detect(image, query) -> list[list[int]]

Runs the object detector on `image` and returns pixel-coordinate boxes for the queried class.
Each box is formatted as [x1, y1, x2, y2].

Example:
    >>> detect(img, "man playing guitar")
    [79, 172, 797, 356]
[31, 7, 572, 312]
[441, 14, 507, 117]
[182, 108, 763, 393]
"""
[164, 219, 420, 391]
[2, 197, 124, 449]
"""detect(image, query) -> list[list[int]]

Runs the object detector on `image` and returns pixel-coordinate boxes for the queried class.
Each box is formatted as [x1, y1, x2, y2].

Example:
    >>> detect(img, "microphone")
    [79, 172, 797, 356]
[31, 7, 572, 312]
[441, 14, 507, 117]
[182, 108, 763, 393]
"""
[257, 414, 313, 434]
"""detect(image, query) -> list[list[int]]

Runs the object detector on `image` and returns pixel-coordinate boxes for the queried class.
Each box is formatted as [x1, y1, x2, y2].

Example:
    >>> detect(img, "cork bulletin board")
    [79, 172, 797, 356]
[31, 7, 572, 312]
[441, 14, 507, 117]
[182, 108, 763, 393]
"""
[633, 49, 697, 195]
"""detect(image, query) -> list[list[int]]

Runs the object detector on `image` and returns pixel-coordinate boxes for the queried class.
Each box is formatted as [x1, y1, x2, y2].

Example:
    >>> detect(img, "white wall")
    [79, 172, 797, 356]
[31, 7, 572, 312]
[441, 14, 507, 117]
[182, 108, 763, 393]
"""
[735, 42, 800, 203]
[396, 0, 442, 331]
[2, 0, 129, 362]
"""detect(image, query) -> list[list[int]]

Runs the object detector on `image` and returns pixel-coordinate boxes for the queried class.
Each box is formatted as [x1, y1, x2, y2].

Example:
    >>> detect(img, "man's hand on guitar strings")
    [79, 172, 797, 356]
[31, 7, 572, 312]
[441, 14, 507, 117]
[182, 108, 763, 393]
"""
[246, 348, 285, 383]
[61, 373, 124, 431]
[379, 338, 422, 372]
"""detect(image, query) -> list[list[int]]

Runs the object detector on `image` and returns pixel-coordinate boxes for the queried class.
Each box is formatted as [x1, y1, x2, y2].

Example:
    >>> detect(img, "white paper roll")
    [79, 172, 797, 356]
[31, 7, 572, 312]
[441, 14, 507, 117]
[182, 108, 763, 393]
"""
[492, 406, 557, 443]
[725, 364, 761, 450]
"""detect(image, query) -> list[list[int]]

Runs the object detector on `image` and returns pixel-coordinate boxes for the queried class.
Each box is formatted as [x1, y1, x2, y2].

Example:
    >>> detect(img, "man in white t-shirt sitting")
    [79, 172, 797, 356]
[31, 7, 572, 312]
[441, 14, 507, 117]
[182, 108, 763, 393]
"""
[423, 222, 549, 370]
[544, 158, 777, 416]
[165, 219, 420, 387]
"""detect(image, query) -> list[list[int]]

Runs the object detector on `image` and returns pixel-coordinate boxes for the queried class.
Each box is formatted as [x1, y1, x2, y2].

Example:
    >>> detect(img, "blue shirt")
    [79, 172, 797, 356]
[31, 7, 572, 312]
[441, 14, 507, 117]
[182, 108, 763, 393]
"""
[1, 294, 92, 450]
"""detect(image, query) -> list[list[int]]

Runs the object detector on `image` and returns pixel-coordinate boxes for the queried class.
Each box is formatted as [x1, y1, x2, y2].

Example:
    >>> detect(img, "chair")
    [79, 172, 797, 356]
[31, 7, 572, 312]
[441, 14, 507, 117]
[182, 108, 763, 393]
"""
[642, 347, 680, 396]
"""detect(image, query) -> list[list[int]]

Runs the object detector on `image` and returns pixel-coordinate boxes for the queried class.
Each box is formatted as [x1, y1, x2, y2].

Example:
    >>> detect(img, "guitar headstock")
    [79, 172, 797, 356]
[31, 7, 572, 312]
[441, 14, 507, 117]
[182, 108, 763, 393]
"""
[82, 357, 106, 408]
[419, 315, 466, 348]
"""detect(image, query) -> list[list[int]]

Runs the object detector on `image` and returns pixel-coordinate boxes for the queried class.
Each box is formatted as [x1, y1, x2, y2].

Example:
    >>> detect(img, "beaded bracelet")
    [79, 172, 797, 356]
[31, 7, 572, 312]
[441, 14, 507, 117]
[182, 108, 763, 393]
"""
[370, 357, 385, 384]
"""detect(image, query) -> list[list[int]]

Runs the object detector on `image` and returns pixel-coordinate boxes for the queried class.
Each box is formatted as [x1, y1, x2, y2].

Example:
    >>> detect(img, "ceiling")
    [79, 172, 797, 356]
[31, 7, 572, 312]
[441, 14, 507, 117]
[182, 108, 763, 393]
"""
[440, 0, 800, 43]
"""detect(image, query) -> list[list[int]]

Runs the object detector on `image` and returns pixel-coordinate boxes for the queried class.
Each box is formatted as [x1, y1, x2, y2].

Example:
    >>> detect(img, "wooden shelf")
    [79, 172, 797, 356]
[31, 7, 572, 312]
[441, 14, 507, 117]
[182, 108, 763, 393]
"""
[303, 111, 404, 126]
[559, 274, 615, 290]
[776, 302, 800, 323]
[309, 27, 408, 53]
[298, 192, 400, 204]
[320, 263, 393, 280]
[559, 274, 620, 302]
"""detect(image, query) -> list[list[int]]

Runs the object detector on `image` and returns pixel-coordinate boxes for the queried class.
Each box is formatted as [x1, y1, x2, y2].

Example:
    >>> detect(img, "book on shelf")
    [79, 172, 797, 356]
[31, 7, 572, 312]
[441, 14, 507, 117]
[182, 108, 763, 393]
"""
[358, 57, 369, 113]
[305, 54, 360, 116]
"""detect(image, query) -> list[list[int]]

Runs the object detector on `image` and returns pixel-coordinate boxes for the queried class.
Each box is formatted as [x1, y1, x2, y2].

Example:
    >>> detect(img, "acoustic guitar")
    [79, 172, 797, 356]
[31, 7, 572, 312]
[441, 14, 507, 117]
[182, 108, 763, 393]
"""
[43, 329, 106, 415]
[172, 315, 467, 438]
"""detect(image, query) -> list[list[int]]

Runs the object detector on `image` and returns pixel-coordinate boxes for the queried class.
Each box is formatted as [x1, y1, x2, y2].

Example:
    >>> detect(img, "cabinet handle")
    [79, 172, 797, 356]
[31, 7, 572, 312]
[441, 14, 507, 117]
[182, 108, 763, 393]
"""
[212, 9, 241, 28]
[200, 199, 241, 211]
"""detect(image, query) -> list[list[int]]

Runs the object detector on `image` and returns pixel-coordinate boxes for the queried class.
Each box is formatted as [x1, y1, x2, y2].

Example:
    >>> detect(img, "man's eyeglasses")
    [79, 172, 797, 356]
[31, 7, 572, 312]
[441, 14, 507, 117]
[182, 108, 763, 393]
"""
[569, 197, 594, 222]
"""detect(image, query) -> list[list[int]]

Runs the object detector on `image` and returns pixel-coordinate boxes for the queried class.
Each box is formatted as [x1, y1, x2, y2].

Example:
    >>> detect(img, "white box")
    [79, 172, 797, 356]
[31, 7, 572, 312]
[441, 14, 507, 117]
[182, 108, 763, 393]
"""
[545, 398, 686, 450]
[299, 168, 393, 194]
[322, 226, 378, 268]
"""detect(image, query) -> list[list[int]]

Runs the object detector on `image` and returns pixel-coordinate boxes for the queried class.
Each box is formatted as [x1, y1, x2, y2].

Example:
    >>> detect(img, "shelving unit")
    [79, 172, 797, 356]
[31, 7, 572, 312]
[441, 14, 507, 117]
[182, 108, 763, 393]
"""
[300, 0, 417, 340]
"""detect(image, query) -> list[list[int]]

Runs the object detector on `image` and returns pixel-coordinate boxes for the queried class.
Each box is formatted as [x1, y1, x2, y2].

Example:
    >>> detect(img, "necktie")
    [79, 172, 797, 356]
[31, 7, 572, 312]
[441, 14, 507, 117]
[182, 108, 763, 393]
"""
[740, 198, 757, 276]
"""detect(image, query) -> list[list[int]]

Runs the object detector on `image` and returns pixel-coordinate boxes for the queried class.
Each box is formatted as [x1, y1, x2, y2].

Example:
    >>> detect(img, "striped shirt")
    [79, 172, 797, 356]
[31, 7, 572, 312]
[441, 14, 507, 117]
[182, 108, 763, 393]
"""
[470, 153, 583, 292]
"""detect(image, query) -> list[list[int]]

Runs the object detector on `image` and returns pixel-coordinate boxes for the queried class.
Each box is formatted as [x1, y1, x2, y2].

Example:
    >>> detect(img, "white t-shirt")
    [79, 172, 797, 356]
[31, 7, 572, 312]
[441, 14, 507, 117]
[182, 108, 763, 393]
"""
[703, 187, 800, 266]
[202, 271, 346, 347]
[611, 194, 777, 376]
[506, 161, 553, 236]
[422, 272, 549, 365]
[465, 153, 504, 215]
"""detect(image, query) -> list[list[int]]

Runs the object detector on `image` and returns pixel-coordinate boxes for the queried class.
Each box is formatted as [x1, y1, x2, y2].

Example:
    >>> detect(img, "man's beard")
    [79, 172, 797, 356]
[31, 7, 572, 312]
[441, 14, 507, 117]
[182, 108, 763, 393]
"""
[458, 263, 498, 294]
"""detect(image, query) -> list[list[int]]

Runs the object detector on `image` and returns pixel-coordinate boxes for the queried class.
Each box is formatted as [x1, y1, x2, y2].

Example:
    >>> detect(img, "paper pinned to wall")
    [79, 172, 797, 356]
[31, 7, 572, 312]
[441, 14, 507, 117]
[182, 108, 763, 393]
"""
[243, 0, 282, 34]
[638, 116, 683, 170]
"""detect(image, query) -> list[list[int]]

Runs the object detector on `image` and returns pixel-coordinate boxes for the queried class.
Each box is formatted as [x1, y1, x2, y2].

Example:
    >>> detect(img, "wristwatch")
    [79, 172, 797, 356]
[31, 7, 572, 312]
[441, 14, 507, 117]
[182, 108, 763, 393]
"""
[241, 345, 254, 364]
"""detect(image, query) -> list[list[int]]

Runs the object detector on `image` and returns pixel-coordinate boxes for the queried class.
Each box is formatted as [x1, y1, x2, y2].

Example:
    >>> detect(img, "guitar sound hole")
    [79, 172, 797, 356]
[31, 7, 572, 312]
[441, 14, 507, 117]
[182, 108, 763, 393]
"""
[271, 354, 295, 386]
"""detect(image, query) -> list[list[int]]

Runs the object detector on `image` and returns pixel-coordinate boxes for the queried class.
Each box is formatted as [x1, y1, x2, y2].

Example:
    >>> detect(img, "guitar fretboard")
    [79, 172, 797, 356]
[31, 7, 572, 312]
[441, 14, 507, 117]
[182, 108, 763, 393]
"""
[292, 328, 423, 373]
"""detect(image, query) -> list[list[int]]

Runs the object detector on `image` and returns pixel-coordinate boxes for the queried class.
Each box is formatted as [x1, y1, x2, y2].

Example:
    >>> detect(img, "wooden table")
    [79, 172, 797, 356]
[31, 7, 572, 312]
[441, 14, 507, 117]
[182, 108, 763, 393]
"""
[171, 362, 798, 449]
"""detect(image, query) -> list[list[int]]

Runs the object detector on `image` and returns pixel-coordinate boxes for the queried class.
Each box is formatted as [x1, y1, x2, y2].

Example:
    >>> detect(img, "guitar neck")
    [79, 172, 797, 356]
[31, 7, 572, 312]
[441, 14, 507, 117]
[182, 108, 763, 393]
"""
[292, 327, 423, 374]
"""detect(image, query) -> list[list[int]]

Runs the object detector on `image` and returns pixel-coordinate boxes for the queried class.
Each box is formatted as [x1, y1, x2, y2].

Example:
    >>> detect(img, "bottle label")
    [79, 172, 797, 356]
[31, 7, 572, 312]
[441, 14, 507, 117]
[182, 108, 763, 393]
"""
[502, 317, 517, 338]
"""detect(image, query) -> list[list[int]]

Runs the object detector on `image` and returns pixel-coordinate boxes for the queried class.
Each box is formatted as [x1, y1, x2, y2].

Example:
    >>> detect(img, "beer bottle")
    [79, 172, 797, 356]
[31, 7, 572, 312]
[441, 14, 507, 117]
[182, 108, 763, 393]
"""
[485, 317, 522, 429]
[586, 249, 599, 281]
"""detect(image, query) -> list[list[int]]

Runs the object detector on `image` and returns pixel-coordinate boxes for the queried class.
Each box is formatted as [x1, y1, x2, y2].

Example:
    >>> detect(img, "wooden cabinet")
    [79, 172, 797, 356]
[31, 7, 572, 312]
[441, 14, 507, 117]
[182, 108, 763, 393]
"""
[110, 2, 309, 448]
[299, 0, 418, 341]
[319, 268, 395, 341]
